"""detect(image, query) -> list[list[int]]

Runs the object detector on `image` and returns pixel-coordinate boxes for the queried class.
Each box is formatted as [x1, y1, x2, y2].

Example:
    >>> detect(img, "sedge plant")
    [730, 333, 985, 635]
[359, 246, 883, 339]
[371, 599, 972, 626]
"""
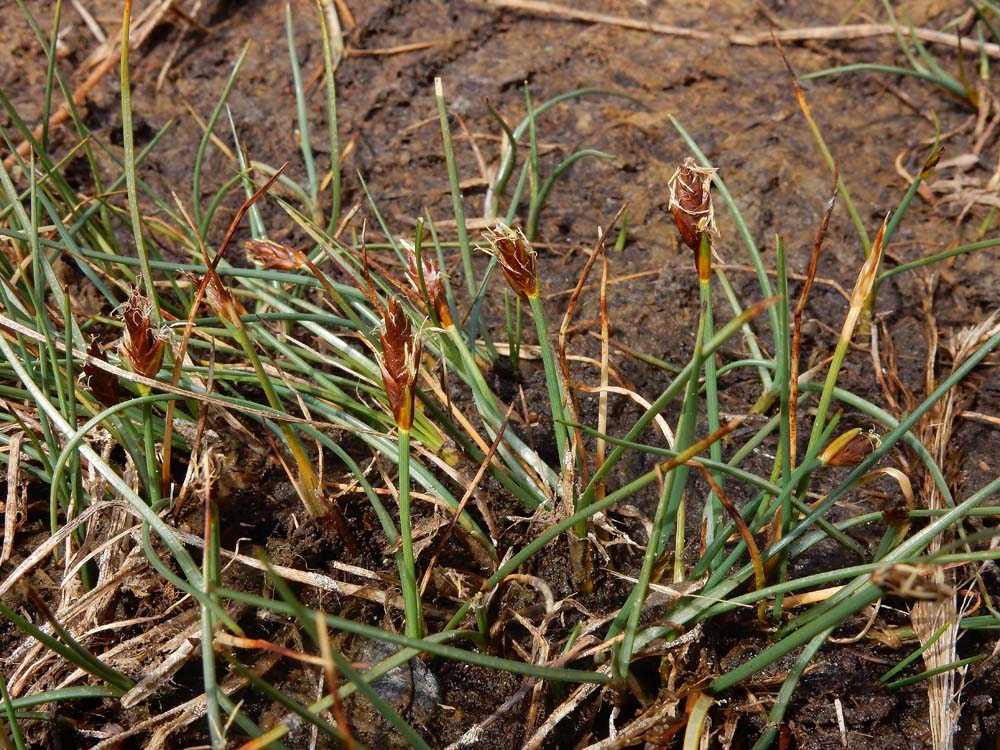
[3, 2, 1000, 747]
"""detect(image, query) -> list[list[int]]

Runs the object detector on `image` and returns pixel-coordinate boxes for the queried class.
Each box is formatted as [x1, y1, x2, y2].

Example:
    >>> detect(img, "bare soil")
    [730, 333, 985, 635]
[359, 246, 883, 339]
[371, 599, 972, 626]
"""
[2, 1, 999, 749]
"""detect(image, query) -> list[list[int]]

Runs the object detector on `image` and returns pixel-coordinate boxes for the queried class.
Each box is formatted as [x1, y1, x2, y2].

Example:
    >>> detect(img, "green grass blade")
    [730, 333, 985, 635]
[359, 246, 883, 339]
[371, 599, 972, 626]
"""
[884, 654, 986, 690]
[39, 0, 63, 152]
[192, 42, 251, 235]
[491, 87, 636, 207]
[0, 670, 27, 750]
[801, 63, 969, 98]
[285, 3, 319, 219]
[434, 77, 475, 296]
[119, 0, 159, 318]
[221, 588, 610, 683]
[749, 628, 830, 749]
[527, 149, 614, 239]
[317, 0, 343, 229]
[878, 236, 1000, 283]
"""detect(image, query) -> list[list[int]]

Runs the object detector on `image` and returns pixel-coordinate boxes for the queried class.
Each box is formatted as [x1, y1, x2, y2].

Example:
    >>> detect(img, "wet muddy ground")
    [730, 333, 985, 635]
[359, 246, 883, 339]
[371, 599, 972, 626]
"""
[2, 1, 1000, 748]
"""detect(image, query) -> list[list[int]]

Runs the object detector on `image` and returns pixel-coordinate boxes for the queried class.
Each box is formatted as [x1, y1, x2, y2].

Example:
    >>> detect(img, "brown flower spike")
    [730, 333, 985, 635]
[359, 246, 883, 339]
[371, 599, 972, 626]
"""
[244, 238, 308, 271]
[406, 246, 453, 328]
[668, 157, 718, 276]
[204, 277, 247, 326]
[119, 286, 165, 390]
[819, 427, 881, 467]
[378, 298, 421, 431]
[480, 223, 539, 300]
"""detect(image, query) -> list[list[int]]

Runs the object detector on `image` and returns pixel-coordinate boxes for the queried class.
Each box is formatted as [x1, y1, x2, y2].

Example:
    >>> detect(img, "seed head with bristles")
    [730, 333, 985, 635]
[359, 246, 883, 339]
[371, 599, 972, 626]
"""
[204, 277, 247, 326]
[668, 157, 718, 267]
[118, 285, 165, 389]
[819, 427, 881, 467]
[480, 222, 539, 300]
[378, 298, 421, 431]
[406, 246, 453, 328]
[244, 238, 308, 271]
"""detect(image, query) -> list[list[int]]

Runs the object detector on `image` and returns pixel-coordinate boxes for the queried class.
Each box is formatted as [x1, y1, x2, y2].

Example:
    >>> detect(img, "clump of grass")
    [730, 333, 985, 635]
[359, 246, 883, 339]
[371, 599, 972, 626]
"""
[1, 2, 999, 749]
[803, 0, 996, 109]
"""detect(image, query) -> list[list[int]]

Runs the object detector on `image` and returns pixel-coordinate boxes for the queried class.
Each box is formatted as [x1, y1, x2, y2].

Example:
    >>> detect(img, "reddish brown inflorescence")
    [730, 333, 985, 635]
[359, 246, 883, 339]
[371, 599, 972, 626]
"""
[406, 247, 453, 328]
[668, 157, 718, 276]
[244, 238, 308, 271]
[820, 428, 881, 467]
[378, 297, 421, 431]
[204, 276, 248, 327]
[480, 223, 540, 300]
[119, 286, 165, 386]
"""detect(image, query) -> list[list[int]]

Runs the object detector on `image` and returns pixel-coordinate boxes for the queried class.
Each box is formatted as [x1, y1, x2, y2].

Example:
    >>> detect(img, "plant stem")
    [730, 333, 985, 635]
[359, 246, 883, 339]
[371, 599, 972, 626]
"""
[398, 428, 422, 638]
[285, 2, 318, 221]
[446, 325, 557, 494]
[528, 294, 569, 469]
[119, 0, 159, 319]
[699, 247, 723, 548]
[229, 323, 323, 517]
[201, 497, 224, 749]
[142, 400, 162, 508]
[317, 1, 342, 230]
[434, 78, 474, 297]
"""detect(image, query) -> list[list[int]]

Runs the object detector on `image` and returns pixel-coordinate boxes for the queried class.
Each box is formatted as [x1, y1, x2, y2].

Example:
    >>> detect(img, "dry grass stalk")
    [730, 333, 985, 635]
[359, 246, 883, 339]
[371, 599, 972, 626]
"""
[789, 170, 838, 469]
[1, 431, 26, 565]
[596, 227, 611, 501]
[95, 646, 284, 750]
[732, 24, 1000, 58]
[692, 462, 766, 620]
[911, 299, 1000, 750]
[0, 501, 108, 600]
[9, 512, 161, 696]
[486, 0, 1000, 59]
[169, 524, 441, 614]
[912, 594, 960, 750]
[484, 0, 716, 40]
[315, 611, 356, 749]
[555, 208, 626, 589]
[921, 84, 996, 222]
[2, 0, 181, 170]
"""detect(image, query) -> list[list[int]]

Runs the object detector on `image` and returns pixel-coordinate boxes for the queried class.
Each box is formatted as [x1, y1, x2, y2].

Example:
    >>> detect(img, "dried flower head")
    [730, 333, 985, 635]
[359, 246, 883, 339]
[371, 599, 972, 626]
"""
[870, 563, 954, 601]
[204, 277, 247, 326]
[118, 286, 165, 388]
[819, 427, 881, 467]
[83, 339, 123, 407]
[406, 246, 453, 328]
[882, 505, 911, 528]
[668, 157, 718, 273]
[378, 297, 421, 431]
[480, 222, 539, 300]
[244, 238, 308, 271]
